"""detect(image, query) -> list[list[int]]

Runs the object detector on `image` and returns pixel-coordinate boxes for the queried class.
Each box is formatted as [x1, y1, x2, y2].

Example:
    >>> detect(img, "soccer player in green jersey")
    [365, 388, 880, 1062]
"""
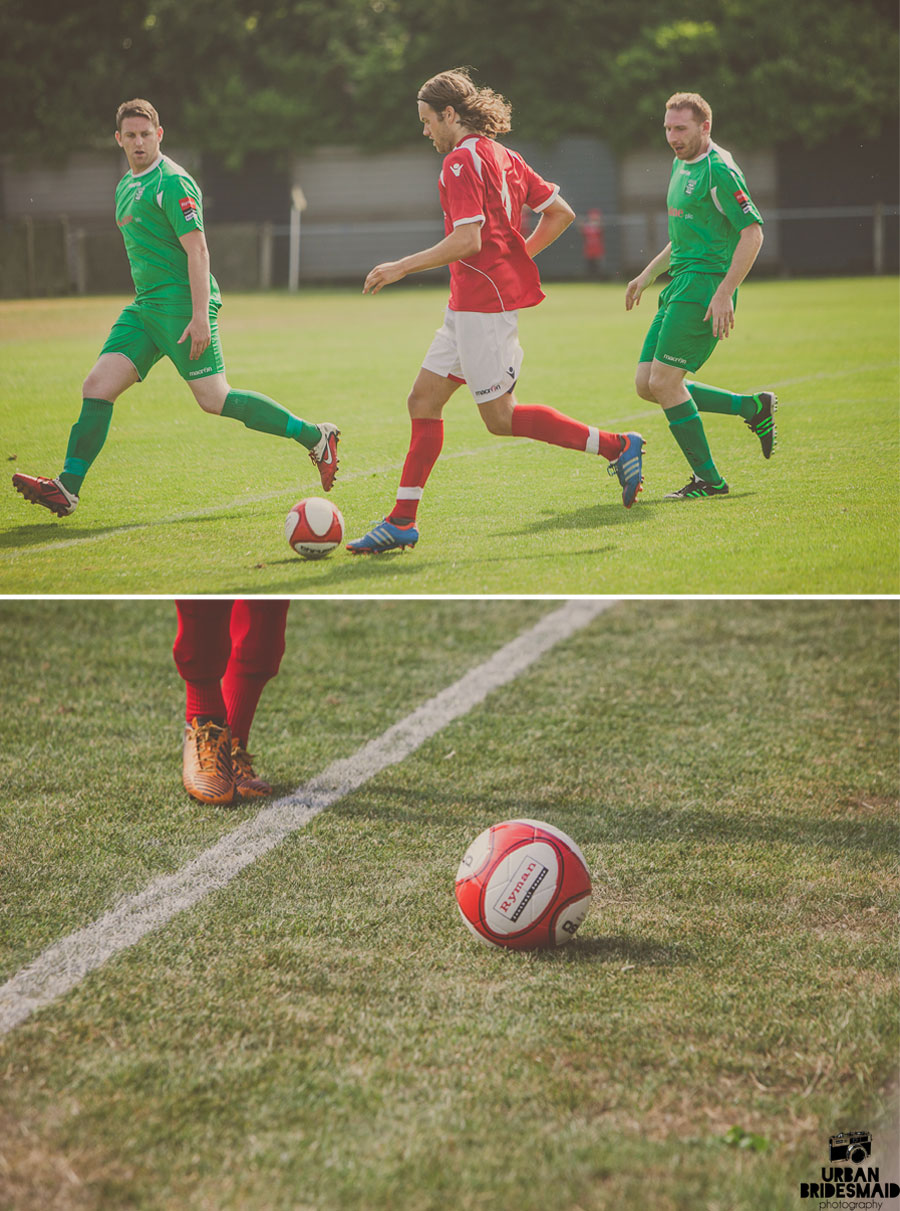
[625, 92, 777, 499]
[13, 99, 340, 518]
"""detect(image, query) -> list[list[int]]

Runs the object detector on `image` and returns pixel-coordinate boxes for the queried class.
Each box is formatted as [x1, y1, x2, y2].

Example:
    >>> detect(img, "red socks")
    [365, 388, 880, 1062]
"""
[174, 600, 289, 746]
[389, 417, 443, 523]
[386, 408, 622, 527]
[221, 601, 288, 745]
[511, 405, 623, 460]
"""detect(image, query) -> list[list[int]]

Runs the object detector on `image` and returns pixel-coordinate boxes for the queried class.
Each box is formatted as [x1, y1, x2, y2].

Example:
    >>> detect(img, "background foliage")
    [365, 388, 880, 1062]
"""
[2, 0, 898, 165]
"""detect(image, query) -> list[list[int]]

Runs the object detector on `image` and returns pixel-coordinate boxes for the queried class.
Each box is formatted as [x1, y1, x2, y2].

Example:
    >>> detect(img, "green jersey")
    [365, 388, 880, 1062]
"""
[666, 141, 762, 276]
[114, 154, 220, 315]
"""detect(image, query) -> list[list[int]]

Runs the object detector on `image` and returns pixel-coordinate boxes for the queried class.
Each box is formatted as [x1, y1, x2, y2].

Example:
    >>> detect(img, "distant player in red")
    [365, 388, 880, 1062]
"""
[580, 208, 606, 278]
[347, 68, 644, 554]
[174, 600, 289, 805]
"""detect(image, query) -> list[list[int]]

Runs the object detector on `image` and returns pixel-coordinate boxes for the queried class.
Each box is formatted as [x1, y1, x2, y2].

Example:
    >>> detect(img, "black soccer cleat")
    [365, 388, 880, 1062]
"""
[664, 475, 730, 500]
[745, 391, 777, 459]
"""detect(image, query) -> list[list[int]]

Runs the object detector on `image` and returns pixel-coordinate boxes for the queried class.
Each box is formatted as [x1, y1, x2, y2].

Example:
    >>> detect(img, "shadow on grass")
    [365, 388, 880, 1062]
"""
[542, 933, 694, 967]
[258, 536, 623, 590]
[0, 511, 248, 552]
[337, 786, 898, 861]
[582, 801, 897, 857]
[500, 490, 756, 538]
[0, 520, 149, 550]
[256, 550, 426, 592]
[500, 500, 655, 535]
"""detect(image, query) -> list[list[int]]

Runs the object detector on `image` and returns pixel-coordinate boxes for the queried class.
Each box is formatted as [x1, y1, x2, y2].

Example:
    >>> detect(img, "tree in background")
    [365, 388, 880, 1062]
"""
[1, 0, 897, 164]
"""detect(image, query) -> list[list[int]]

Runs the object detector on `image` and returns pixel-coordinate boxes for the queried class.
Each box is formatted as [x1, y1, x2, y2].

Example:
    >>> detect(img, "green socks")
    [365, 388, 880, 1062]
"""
[665, 398, 723, 484]
[57, 391, 319, 497]
[222, 389, 320, 449]
[687, 381, 759, 422]
[60, 397, 114, 494]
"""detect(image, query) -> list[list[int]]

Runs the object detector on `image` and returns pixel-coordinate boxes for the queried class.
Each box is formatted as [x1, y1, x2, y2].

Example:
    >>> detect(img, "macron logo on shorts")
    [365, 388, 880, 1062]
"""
[180, 196, 198, 222]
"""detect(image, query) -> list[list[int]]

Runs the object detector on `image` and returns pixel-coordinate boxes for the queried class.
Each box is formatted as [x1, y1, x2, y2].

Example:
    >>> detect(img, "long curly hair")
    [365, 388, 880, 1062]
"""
[417, 68, 512, 138]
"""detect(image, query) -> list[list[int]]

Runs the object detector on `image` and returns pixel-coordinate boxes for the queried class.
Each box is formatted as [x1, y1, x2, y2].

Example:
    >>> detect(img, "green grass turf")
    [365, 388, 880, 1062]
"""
[1, 278, 897, 594]
[1, 599, 897, 1210]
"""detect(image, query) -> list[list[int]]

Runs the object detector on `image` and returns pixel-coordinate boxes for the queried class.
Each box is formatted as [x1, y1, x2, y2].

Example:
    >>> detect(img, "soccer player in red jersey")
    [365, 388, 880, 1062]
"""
[174, 599, 289, 805]
[347, 68, 644, 553]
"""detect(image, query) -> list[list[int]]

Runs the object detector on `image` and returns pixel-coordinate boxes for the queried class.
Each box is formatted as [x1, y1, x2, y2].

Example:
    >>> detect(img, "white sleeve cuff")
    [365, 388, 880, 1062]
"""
[532, 186, 560, 213]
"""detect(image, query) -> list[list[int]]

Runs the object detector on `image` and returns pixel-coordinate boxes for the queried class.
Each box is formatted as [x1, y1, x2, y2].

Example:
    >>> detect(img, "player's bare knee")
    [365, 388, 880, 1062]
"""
[481, 411, 510, 436]
[634, 367, 656, 402]
[647, 367, 676, 403]
[82, 369, 116, 399]
[191, 376, 228, 415]
[479, 396, 514, 435]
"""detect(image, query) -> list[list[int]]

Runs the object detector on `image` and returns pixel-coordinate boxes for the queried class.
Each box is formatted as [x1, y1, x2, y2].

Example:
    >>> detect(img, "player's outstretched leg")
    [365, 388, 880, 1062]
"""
[508, 405, 643, 506]
[182, 717, 235, 805]
[606, 432, 646, 508]
[308, 422, 341, 491]
[12, 474, 79, 517]
[347, 518, 419, 554]
[744, 391, 777, 459]
[216, 386, 341, 491]
[230, 740, 273, 799]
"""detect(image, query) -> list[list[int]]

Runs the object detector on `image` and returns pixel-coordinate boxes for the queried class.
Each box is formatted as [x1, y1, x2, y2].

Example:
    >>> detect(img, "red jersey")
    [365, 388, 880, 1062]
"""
[438, 136, 559, 313]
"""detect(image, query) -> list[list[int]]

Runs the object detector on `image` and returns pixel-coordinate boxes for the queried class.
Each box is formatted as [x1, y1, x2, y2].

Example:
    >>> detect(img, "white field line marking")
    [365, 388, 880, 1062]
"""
[0, 598, 617, 1037]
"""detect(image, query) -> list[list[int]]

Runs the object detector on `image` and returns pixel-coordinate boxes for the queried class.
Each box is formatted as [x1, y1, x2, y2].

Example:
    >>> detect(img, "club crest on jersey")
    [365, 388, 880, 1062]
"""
[179, 196, 199, 221]
[733, 188, 752, 214]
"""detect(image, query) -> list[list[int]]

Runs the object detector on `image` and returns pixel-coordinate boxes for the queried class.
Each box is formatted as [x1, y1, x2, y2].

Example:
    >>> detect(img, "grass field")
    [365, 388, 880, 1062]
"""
[1, 598, 897, 1211]
[1, 278, 897, 594]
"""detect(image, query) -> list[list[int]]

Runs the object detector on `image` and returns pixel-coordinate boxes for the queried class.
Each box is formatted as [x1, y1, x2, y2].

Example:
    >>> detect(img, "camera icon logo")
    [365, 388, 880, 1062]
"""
[829, 1130, 872, 1165]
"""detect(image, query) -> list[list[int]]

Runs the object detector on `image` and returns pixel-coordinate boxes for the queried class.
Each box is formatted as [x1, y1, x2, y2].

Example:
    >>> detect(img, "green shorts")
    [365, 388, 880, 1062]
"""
[639, 272, 737, 374]
[100, 302, 225, 382]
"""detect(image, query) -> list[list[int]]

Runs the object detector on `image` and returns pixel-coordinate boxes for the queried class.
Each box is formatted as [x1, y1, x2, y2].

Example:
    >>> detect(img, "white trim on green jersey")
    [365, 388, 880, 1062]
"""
[114, 153, 220, 315]
[666, 140, 762, 277]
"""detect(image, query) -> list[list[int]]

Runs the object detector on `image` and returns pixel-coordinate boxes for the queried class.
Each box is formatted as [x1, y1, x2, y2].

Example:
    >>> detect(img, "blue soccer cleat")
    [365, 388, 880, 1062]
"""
[346, 517, 419, 554]
[606, 432, 645, 508]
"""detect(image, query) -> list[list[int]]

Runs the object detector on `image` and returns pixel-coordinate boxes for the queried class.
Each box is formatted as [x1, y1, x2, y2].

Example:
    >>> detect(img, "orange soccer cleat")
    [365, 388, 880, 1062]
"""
[182, 718, 235, 805]
[230, 740, 273, 799]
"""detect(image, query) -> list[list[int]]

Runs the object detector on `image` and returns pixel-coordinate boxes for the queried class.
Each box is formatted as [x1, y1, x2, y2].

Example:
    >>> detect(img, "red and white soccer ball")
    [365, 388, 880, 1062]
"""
[284, 497, 344, 559]
[454, 818, 592, 950]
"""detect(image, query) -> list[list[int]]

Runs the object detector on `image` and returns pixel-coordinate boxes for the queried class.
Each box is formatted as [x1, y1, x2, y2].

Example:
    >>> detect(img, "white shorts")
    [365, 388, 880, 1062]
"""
[422, 307, 524, 403]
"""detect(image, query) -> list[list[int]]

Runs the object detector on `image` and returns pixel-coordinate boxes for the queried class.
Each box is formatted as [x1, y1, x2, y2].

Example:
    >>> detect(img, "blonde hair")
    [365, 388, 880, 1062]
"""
[116, 99, 160, 131]
[417, 68, 512, 138]
[665, 92, 712, 126]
